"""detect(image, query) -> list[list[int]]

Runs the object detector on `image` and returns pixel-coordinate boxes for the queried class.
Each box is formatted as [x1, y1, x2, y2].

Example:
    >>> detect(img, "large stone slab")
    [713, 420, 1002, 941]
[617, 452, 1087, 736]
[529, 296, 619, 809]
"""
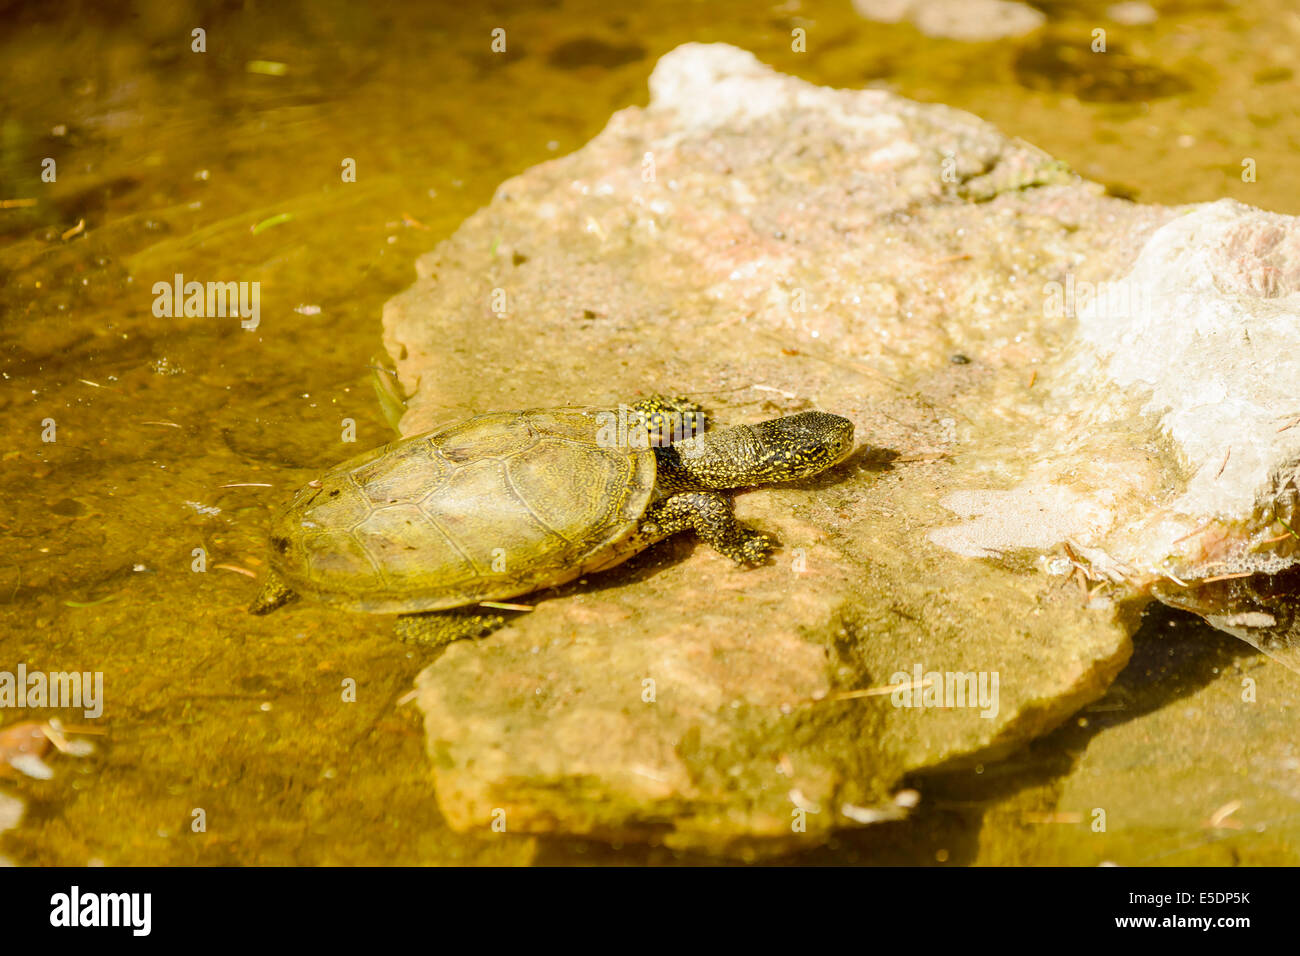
[383, 44, 1296, 852]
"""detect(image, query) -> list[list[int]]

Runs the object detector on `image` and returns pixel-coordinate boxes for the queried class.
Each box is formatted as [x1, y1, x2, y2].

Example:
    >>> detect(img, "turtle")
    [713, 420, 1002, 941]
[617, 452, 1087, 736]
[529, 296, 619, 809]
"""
[249, 397, 854, 646]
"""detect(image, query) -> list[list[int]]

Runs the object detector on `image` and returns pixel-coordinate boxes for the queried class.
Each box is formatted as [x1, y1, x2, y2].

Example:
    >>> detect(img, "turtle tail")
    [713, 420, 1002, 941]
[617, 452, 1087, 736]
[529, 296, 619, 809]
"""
[248, 569, 298, 615]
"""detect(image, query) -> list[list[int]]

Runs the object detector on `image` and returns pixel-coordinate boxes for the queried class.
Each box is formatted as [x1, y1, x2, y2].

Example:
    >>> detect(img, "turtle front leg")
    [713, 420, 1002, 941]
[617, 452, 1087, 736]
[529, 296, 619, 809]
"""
[641, 491, 774, 565]
[393, 607, 510, 648]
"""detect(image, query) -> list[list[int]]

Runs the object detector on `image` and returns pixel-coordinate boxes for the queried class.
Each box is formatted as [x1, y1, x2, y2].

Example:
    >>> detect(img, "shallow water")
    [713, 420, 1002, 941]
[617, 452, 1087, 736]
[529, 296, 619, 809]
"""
[2, 0, 1298, 864]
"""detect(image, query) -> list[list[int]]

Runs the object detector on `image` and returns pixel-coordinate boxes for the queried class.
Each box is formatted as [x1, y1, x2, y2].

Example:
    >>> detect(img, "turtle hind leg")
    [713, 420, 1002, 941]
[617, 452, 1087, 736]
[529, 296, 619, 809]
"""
[249, 569, 298, 615]
[393, 607, 510, 648]
[642, 491, 775, 565]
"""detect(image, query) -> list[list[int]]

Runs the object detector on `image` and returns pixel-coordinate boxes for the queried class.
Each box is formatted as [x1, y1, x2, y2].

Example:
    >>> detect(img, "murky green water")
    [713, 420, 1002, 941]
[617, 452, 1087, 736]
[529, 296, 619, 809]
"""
[2, 0, 1298, 864]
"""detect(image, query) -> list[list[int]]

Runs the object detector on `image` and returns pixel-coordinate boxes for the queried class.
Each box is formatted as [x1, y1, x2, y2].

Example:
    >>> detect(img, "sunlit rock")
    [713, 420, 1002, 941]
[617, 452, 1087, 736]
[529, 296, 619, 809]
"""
[930, 199, 1300, 667]
[384, 43, 1294, 851]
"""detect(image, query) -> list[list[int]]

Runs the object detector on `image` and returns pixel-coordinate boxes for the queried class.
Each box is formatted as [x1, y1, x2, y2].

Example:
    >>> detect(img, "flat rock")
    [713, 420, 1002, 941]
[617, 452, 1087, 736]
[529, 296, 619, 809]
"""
[385, 44, 1295, 852]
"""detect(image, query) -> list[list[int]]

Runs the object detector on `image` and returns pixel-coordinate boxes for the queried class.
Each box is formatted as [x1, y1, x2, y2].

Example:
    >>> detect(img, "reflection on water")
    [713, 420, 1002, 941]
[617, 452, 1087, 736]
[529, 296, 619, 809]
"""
[1, 0, 1298, 864]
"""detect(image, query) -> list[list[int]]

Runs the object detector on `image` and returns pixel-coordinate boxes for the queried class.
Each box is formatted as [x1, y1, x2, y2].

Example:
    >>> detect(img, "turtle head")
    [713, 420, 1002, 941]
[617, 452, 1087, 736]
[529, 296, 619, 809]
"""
[670, 411, 854, 489]
[747, 411, 855, 482]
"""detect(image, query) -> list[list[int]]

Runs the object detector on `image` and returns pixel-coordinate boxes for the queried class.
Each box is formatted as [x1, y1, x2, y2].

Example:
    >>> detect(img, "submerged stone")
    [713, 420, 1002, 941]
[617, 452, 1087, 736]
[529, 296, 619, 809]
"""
[1013, 35, 1191, 103]
[0, 789, 22, 867]
[998, 609, 1300, 865]
[852, 0, 1046, 42]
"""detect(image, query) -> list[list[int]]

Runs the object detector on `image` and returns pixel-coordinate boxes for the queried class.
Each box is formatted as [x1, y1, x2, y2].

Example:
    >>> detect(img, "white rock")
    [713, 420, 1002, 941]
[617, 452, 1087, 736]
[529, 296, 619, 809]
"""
[853, 0, 1046, 41]
[933, 200, 1300, 591]
[0, 791, 23, 833]
[1108, 2, 1158, 26]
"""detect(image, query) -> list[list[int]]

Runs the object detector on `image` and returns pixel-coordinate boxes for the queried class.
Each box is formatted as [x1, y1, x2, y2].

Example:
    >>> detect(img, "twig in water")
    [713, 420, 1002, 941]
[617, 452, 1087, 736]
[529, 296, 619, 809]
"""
[213, 564, 256, 578]
[1206, 800, 1242, 829]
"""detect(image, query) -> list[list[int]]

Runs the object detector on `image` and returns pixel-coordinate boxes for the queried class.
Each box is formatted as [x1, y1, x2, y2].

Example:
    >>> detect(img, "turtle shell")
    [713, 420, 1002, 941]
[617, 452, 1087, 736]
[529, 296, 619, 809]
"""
[265, 407, 657, 613]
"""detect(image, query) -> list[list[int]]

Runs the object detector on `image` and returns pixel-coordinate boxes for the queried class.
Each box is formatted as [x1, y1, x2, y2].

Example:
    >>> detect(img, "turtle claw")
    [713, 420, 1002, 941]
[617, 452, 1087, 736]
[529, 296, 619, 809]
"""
[734, 531, 776, 566]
